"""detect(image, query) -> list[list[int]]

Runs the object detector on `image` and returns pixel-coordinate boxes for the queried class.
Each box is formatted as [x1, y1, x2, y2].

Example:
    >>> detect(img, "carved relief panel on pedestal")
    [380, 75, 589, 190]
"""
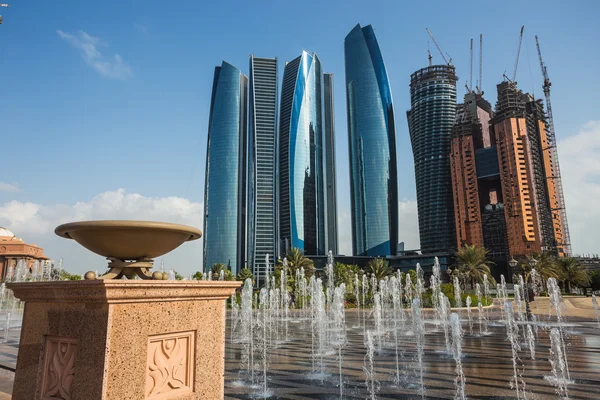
[146, 331, 195, 399]
[40, 336, 78, 400]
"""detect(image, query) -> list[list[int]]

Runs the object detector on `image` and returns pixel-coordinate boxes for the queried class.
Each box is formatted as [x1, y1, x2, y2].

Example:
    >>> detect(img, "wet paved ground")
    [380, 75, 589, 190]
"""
[0, 299, 597, 398]
[224, 305, 600, 399]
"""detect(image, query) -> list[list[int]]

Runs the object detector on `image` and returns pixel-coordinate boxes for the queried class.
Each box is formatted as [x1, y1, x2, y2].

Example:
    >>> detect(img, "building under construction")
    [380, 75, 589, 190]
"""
[450, 79, 569, 263]
[450, 91, 510, 265]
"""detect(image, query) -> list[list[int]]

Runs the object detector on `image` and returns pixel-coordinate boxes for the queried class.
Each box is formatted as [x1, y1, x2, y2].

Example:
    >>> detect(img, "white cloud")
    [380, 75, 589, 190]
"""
[0, 182, 20, 192]
[57, 30, 133, 80]
[336, 200, 419, 255]
[558, 120, 600, 255]
[0, 189, 203, 275]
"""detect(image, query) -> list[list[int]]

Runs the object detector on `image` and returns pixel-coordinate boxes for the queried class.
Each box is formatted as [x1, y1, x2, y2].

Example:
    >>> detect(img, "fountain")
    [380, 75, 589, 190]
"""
[504, 302, 525, 399]
[373, 292, 383, 350]
[450, 313, 466, 400]
[466, 296, 473, 335]
[332, 284, 347, 397]
[440, 293, 451, 353]
[390, 275, 403, 385]
[240, 278, 254, 382]
[545, 328, 571, 398]
[526, 325, 536, 360]
[416, 263, 425, 305]
[453, 276, 462, 308]
[257, 288, 271, 397]
[593, 294, 599, 328]
[363, 330, 377, 400]
[412, 298, 425, 399]
[309, 277, 328, 380]
[404, 273, 413, 308]
[548, 277, 571, 381]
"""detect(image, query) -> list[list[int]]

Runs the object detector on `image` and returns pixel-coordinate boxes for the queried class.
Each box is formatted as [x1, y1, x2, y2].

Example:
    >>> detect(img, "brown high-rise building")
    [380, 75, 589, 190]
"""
[450, 92, 508, 260]
[450, 95, 485, 249]
[524, 97, 567, 256]
[450, 79, 567, 262]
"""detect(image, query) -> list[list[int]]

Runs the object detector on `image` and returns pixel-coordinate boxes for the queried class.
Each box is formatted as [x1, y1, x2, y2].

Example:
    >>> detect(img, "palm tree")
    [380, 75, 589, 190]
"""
[365, 258, 392, 281]
[210, 263, 227, 274]
[558, 257, 591, 293]
[209, 263, 235, 280]
[237, 268, 255, 284]
[280, 247, 315, 276]
[454, 245, 494, 289]
[525, 252, 563, 291]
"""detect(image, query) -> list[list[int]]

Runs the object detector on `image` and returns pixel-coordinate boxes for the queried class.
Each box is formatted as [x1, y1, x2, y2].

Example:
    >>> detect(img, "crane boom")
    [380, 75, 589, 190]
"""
[535, 34, 571, 255]
[512, 26, 524, 82]
[478, 34, 483, 94]
[426, 28, 450, 65]
[469, 38, 473, 91]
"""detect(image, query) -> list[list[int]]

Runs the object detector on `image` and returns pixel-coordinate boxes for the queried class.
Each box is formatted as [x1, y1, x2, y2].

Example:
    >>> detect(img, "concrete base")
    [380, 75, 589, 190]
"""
[8, 280, 239, 400]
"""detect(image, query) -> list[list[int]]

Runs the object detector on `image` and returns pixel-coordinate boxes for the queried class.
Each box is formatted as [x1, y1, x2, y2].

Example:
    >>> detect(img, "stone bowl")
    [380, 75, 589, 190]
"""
[55, 220, 202, 261]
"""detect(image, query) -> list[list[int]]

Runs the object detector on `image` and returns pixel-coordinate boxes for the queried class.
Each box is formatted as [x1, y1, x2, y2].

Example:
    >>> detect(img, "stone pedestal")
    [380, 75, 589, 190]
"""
[8, 280, 240, 400]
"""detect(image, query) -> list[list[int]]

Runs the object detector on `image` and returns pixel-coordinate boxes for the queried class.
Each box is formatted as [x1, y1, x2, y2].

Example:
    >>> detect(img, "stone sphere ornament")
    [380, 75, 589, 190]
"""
[84, 271, 97, 280]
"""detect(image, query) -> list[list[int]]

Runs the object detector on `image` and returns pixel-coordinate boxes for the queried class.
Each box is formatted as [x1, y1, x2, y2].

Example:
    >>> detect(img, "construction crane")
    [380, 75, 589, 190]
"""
[477, 34, 483, 94]
[469, 38, 473, 92]
[535, 35, 571, 255]
[426, 28, 452, 66]
[512, 26, 524, 82]
[0, 3, 8, 25]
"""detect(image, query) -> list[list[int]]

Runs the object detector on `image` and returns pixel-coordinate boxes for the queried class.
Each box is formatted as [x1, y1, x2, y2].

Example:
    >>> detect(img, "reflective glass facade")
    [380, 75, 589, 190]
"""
[203, 62, 247, 274]
[407, 65, 457, 253]
[279, 52, 326, 255]
[247, 56, 278, 285]
[323, 73, 338, 254]
[344, 24, 399, 256]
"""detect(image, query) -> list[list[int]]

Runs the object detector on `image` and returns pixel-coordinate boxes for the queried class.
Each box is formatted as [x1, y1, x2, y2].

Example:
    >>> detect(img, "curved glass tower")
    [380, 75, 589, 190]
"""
[344, 24, 398, 256]
[407, 65, 457, 253]
[203, 61, 247, 274]
[279, 51, 325, 255]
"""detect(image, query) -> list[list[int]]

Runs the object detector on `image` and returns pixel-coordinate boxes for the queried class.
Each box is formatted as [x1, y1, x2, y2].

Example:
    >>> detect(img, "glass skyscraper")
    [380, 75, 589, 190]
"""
[247, 56, 278, 284]
[407, 65, 458, 253]
[344, 24, 399, 256]
[278, 51, 326, 255]
[203, 61, 247, 274]
[323, 73, 338, 255]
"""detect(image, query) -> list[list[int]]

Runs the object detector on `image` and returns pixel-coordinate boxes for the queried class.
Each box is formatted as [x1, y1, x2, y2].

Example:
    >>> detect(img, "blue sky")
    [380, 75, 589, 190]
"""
[1, 0, 599, 275]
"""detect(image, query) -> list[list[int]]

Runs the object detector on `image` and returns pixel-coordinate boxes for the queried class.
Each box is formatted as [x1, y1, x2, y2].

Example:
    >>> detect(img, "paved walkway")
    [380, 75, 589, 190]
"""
[531, 296, 599, 320]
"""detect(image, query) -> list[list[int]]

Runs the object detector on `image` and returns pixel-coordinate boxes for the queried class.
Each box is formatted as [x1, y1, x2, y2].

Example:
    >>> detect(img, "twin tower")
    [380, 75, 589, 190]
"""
[203, 24, 398, 279]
